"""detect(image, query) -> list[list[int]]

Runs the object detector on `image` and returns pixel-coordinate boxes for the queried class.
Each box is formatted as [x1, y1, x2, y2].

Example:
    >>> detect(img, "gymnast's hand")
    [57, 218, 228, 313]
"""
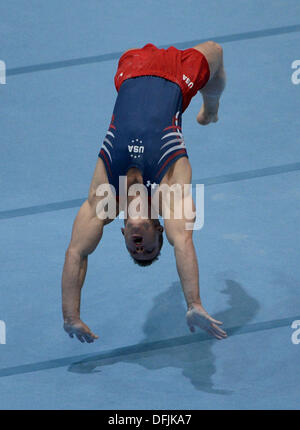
[186, 303, 227, 340]
[64, 318, 99, 343]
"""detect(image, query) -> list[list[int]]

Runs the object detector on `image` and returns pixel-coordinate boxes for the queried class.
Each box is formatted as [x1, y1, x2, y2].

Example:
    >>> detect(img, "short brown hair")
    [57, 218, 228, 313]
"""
[131, 231, 163, 267]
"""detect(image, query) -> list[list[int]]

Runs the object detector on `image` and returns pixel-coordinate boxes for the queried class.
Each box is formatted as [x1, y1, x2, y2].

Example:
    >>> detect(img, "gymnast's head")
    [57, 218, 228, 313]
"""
[121, 217, 164, 266]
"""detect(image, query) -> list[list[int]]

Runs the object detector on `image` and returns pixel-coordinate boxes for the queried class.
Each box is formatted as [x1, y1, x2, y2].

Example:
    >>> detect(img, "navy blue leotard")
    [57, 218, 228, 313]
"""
[98, 75, 188, 197]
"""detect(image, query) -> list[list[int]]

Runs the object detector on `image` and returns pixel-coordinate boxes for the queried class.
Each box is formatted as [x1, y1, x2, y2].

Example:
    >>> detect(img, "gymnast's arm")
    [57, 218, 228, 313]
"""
[61, 198, 105, 343]
[164, 211, 227, 340]
[162, 159, 227, 339]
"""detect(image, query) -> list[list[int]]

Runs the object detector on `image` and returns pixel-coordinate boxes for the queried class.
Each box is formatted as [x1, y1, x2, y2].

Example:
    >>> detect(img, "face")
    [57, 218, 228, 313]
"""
[121, 218, 163, 261]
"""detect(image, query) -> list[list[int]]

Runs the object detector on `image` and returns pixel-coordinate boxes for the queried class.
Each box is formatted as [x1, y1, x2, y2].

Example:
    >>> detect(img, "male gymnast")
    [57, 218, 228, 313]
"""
[62, 41, 227, 343]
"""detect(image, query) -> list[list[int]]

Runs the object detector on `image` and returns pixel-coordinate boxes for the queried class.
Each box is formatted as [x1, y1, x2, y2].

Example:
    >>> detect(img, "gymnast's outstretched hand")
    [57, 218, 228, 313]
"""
[64, 318, 99, 343]
[186, 303, 227, 340]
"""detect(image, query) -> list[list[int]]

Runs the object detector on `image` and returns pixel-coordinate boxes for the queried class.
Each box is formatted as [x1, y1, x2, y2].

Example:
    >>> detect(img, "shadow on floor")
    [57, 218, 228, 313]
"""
[68, 278, 259, 394]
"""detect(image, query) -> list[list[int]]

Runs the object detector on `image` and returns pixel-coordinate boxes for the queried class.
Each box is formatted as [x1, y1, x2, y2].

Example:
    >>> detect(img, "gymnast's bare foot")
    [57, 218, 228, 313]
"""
[197, 102, 219, 125]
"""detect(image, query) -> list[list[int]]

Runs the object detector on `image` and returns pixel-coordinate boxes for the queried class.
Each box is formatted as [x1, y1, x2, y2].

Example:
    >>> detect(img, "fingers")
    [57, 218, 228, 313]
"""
[66, 327, 99, 343]
[211, 323, 227, 335]
[74, 332, 96, 343]
[210, 323, 227, 339]
[210, 319, 227, 338]
[190, 324, 227, 340]
[83, 332, 99, 343]
[209, 317, 223, 325]
[207, 328, 223, 340]
[76, 331, 98, 343]
[76, 334, 85, 343]
[187, 319, 227, 340]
